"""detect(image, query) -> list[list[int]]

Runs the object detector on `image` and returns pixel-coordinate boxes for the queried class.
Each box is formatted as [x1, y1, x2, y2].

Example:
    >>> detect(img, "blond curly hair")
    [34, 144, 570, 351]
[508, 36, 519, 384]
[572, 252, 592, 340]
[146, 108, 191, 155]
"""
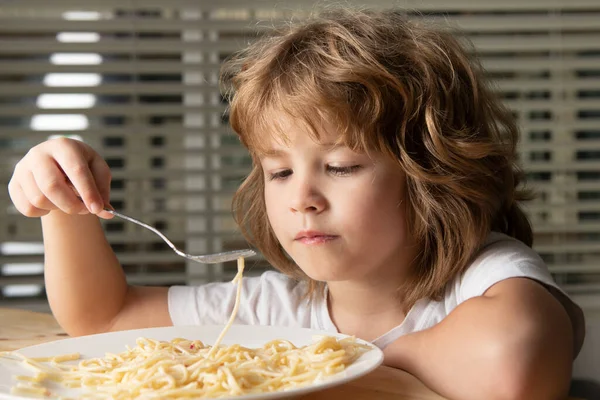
[221, 8, 532, 307]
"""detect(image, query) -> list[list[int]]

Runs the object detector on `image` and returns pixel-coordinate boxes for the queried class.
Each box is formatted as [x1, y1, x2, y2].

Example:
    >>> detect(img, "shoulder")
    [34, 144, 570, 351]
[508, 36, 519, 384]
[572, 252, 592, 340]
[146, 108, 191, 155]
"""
[445, 233, 585, 357]
[470, 231, 544, 269]
[455, 232, 559, 303]
[434, 232, 585, 354]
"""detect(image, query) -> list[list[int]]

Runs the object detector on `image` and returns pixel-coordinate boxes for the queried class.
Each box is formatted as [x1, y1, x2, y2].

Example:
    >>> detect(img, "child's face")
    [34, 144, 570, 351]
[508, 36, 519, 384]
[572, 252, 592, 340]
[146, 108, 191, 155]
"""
[259, 115, 415, 283]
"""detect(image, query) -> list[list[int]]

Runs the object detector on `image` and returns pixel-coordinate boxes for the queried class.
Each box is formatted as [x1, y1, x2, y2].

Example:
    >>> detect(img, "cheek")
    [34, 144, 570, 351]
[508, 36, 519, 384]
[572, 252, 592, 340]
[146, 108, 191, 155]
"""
[350, 197, 405, 231]
[342, 183, 408, 240]
[264, 187, 283, 232]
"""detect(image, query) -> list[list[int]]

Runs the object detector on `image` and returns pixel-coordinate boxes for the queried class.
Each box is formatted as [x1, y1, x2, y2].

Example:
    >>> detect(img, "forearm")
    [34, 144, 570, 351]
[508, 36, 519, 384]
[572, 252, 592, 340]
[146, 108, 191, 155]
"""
[385, 294, 573, 400]
[42, 211, 128, 336]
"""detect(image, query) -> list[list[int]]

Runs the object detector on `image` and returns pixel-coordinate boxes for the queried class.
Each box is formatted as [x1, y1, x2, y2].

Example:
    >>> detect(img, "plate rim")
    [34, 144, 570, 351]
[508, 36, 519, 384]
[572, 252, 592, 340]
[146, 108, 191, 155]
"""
[0, 324, 385, 400]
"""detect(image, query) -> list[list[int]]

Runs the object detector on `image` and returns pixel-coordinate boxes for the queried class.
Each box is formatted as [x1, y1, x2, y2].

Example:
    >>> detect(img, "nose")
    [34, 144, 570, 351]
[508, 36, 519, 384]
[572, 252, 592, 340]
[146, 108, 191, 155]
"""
[289, 177, 326, 214]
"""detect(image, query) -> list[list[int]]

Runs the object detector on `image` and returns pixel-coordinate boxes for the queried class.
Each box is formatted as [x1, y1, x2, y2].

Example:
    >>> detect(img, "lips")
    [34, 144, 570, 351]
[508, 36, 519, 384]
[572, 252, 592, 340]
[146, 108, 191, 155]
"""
[294, 230, 338, 245]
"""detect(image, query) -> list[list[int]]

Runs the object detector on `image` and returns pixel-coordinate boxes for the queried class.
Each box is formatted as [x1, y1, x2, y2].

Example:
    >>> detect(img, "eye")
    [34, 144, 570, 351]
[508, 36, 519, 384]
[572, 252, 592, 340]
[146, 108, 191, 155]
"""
[327, 165, 362, 176]
[268, 169, 292, 181]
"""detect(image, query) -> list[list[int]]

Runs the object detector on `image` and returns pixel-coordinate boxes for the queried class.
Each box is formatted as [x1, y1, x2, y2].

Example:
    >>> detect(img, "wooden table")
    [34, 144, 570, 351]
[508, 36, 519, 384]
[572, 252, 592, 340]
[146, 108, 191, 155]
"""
[0, 307, 447, 399]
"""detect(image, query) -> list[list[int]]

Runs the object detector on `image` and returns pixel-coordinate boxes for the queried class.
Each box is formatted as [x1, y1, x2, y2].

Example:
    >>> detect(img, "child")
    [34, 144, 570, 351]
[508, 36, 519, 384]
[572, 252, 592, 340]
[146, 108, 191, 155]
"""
[8, 8, 584, 400]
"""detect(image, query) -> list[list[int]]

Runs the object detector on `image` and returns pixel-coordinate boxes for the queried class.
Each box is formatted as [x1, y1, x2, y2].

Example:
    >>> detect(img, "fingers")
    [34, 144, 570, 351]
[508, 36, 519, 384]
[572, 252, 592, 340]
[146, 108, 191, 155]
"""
[8, 137, 115, 219]
[8, 179, 49, 218]
[30, 154, 88, 215]
[88, 155, 114, 219]
[19, 170, 59, 212]
[50, 142, 103, 214]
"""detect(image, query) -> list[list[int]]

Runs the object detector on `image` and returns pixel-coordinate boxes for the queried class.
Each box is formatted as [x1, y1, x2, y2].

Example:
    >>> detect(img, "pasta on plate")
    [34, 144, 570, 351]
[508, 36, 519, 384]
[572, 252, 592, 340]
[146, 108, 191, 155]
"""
[0, 258, 370, 399]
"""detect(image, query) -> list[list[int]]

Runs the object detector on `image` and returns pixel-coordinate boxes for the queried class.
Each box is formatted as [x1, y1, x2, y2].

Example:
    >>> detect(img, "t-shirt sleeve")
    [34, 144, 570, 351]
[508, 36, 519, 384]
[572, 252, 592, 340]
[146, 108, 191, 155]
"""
[458, 233, 567, 303]
[168, 271, 312, 327]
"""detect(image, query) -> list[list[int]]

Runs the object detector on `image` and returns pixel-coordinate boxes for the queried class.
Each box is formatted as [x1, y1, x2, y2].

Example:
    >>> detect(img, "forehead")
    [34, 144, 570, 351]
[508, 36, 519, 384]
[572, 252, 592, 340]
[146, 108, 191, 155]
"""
[252, 111, 345, 155]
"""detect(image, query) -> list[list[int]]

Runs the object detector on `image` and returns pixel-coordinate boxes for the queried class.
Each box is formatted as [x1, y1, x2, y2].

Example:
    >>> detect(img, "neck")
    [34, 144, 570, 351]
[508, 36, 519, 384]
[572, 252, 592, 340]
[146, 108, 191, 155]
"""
[327, 277, 406, 316]
[326, 266, 409, 341]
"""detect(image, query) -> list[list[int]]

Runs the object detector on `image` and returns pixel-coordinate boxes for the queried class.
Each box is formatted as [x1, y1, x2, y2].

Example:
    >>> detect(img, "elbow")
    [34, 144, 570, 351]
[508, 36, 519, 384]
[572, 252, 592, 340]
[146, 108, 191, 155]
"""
[490, 368, 568, 400]
[63, 326, 95, 338]
[53, 302, 127, 338]
[492, 366, 571, 400]
[53, 287, 131, 337]
[490, 334, 572, 400]
[59, 318, 114, 337]
[491, 302, 574, 400]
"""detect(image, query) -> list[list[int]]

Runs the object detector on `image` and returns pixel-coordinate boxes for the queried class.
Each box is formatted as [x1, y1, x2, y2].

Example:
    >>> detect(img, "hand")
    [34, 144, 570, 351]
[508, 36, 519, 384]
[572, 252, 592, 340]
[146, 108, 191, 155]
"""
[8, 137, 114, 219]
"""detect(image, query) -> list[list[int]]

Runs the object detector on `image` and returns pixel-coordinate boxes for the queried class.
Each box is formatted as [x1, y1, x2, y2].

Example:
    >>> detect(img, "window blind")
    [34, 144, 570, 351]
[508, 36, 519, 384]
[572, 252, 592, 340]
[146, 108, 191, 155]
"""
[0, 0, 599, 312]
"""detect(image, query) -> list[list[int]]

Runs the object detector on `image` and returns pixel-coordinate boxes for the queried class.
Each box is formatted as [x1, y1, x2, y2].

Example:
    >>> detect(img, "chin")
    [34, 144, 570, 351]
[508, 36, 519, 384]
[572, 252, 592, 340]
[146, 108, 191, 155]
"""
[288, 248, 357, 281]
[296, 262, 354, 283]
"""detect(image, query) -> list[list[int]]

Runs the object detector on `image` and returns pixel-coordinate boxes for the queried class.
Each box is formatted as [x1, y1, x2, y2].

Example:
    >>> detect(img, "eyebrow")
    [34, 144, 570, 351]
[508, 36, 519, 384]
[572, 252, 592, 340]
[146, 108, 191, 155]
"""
[322, 141, 344, 151]
[261, 142, 344, 158]
[260, 148, 288, 158]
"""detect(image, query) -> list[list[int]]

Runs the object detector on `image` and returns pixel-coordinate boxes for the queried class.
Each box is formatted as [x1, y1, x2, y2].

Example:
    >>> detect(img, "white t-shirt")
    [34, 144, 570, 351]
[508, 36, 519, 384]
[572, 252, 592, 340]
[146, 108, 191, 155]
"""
[168, 232, 567, 349]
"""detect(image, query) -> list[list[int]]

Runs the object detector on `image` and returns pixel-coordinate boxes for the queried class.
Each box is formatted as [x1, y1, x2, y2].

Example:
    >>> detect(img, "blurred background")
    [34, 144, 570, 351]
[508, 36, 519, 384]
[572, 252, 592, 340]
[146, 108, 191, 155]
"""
[0, 0, 598, 386]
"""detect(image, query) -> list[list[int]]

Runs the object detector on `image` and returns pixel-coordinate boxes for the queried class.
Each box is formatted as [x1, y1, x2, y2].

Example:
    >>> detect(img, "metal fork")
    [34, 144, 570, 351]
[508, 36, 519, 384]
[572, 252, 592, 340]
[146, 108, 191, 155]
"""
[104, 209, 256, 264]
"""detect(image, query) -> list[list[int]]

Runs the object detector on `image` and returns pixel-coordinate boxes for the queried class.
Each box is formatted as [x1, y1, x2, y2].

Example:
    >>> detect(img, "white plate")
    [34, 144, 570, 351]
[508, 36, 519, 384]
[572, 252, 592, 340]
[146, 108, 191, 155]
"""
[0, 325, 384, 399]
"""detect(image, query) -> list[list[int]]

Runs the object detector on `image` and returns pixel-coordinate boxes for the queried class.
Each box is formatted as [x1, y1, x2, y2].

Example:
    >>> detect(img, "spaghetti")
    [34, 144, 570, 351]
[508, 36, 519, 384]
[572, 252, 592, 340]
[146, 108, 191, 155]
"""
[0, 258, 369, 399]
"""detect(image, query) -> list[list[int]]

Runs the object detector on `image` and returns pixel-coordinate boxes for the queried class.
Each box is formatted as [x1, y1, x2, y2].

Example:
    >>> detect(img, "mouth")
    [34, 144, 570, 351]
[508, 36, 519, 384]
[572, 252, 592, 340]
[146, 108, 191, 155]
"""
[294, 231, 338, 245]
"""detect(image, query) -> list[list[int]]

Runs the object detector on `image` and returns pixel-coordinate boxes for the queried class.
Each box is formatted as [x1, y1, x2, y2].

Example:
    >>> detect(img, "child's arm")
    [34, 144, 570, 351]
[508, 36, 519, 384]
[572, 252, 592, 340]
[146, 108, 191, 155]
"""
[385, 278, 575, 400]
[41, 212, 172, 336]
[8, 138, 172, 336]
